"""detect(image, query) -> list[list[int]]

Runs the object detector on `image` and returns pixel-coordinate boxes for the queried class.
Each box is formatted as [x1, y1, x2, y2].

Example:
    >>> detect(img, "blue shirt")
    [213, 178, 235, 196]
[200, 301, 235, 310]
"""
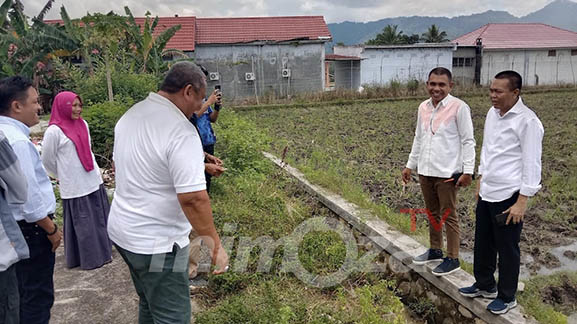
[0, 131, 29, 270]
[190, 106, 216, 146]
[0, 116, 56, 223]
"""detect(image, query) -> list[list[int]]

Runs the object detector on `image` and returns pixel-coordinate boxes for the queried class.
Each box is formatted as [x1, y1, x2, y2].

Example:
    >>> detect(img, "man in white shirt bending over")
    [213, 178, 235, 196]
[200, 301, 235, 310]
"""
[459, 70, 543, 315]
[402, 67, 476, 276]
[108, 62, 229, 324]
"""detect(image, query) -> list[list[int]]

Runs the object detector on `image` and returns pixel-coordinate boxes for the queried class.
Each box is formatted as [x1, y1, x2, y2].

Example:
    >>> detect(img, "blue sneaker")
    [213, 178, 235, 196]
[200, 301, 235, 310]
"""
[459, 284, 497, 299]
[432, 257, 460, 276]
[413, 249, 443, 265]
[487, 298, 517, 315]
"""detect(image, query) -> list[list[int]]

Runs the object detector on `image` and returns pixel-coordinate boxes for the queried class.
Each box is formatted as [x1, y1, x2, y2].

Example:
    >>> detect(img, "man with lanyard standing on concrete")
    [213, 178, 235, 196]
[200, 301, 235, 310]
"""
[459, 71, 543, 315]
[402, 67, 476, 276]
[0, 76, 62, 324]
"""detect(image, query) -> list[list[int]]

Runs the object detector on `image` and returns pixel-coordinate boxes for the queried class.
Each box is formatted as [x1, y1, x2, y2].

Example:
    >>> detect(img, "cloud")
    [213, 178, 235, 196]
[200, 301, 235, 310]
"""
[23, 0, 556, 23]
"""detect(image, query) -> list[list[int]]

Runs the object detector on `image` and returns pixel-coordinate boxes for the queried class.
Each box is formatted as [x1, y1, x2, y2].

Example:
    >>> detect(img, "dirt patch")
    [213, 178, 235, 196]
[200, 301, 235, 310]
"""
[541, 275, 577, 315]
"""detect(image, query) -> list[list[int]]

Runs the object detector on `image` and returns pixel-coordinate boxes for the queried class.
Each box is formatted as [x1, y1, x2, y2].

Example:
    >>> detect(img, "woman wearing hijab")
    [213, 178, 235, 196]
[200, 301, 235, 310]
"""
[42, 91, 112, 270]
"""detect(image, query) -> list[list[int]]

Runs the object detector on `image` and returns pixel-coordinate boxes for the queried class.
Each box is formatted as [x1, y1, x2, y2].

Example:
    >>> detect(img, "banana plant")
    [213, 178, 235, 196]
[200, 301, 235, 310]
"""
[124, 6, 183, 75]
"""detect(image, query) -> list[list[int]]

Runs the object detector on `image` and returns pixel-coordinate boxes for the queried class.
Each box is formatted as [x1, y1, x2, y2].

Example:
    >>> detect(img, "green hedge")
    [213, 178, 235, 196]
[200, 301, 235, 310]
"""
[83, 98, 133, 167]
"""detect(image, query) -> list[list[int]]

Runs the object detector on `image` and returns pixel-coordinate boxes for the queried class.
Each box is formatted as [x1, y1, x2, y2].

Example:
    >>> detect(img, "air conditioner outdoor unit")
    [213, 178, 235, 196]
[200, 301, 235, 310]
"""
[209, 72, 220, 81]
[245, 72, 256, 81]
[281, 69, 291, 78]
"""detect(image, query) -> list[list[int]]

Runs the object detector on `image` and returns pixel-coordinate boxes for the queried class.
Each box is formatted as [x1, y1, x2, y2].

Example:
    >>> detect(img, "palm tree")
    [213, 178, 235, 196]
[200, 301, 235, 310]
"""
[367, 25, 405, 45]
[421, 24, 449, 43]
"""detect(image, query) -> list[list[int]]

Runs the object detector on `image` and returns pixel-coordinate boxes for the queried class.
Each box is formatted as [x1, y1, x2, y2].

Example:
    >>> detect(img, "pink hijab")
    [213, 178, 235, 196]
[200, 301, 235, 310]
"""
[49, 91, 94, 172]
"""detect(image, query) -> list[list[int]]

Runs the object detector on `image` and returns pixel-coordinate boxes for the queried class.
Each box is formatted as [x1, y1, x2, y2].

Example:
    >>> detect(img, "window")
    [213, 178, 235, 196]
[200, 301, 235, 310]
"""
[571, 49, 577, 56]
[452, 57, 471, 67]
[548, 50, 557, 57]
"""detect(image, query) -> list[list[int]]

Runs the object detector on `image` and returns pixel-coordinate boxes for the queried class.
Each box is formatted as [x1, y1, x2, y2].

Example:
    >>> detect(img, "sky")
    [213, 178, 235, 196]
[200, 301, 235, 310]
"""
[24, 0, 560, 23]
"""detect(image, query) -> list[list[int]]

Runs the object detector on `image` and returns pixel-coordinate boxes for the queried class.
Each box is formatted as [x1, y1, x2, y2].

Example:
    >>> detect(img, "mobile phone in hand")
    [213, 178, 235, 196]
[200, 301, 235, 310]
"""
[495, 212, 509, 226]
[450, 172, 463, 183]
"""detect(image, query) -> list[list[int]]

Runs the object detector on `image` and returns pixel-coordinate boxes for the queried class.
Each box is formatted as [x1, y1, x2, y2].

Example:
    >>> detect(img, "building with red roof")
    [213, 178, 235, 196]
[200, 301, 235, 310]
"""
[453, 23, 577, 86]
[192, 16, 331, 99]
[47, 15, 332, 99]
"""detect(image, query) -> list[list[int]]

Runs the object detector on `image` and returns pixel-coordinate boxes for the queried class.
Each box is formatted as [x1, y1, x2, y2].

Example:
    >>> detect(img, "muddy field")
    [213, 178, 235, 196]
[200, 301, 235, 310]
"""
[239, 90, 577, 275]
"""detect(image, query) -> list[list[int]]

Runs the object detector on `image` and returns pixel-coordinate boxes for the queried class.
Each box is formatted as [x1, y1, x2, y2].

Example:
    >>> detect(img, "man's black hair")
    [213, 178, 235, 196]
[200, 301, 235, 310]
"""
[494, 70, 522, 92]
[0, 76, 33, 116]
[428, 67, 452, 82]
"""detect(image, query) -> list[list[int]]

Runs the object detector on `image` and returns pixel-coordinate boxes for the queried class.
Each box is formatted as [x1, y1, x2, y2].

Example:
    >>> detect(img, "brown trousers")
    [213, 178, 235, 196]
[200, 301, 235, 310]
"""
[419, 175, 459, 258]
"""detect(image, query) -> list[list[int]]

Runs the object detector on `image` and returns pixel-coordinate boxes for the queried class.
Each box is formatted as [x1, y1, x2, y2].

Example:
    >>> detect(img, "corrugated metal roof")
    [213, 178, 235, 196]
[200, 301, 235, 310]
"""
[453, 23, 577, 50]
[195, 16, 332, 44]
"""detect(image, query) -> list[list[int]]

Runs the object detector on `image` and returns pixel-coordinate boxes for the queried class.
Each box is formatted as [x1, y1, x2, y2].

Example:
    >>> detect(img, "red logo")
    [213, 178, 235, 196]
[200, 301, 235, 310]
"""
[400, 208, 452, 232]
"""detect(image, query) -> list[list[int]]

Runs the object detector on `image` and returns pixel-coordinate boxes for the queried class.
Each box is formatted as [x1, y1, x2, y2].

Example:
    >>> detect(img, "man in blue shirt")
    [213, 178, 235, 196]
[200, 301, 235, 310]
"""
[190, 66, 224, 193]
[0, 76, 62, 324]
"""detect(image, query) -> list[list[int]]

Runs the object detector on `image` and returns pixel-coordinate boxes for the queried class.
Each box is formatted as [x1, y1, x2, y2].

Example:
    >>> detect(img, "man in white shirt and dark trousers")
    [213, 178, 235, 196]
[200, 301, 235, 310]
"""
[459, 71, 544, 315]
[108, 62, 229, 324]
[0, 76, 62, 324]
[403, 67, 476, 276]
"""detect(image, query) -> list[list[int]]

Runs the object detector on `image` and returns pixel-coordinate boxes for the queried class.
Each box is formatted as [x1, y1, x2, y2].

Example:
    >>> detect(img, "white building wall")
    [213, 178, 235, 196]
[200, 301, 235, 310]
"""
[481, 49, 577, 86]
[359, 48, 454, 85]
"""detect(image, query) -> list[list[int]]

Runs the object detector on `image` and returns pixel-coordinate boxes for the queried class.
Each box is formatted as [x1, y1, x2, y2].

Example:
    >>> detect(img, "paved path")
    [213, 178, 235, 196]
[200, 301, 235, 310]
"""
[51, 246, 138, 324]
[51, 246, 203, 323]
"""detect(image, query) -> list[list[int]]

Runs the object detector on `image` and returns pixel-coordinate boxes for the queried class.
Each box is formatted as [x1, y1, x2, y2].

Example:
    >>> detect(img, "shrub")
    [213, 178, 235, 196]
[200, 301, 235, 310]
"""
[407, 79, 420, 95]
[75, 70, 159, 105]
[83, 97, 133, 167]
[212, 110, 271, 176]
[54, 60, 160, 105]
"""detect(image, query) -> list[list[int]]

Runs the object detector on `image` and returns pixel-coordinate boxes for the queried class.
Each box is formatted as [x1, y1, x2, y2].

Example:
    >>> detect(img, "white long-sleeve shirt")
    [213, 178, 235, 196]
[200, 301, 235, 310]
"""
[406, 94, 476, 177]
[41, 121, 103, 199]
[478, 97, 543, 202]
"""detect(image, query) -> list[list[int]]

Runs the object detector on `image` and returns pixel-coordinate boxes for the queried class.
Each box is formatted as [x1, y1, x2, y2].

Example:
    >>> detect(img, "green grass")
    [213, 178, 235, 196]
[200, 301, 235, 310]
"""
[518, 272, 577, 324]
[194, 111, 411, 322]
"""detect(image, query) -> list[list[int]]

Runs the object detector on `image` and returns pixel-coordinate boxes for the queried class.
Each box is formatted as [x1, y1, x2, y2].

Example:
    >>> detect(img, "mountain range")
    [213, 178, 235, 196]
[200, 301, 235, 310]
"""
[327, 0, 577, 47]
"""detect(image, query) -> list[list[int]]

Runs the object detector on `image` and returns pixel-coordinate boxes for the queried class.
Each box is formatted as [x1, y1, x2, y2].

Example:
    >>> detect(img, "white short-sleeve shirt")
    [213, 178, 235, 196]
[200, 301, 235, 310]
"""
[41, 121, 103, 199]
[107, 93, 206, 254]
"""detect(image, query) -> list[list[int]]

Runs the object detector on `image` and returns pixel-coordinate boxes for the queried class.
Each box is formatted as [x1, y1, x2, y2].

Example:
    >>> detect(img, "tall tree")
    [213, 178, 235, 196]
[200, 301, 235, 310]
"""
[421, 24, 449, 43]
[366, 25, 405, 45]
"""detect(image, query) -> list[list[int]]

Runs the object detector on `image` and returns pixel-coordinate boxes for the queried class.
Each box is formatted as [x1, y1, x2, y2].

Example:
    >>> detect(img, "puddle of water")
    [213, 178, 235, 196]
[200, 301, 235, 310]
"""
[568, 313, 577, 324]
[538, 239, 577, 276]
[460, 238, 577, 280]
[461, 250, 535, 279]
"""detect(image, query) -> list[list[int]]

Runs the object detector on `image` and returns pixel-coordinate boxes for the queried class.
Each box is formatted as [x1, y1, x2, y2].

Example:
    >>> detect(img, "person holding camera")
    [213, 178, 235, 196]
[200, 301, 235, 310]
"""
[402, 67, 476, 276]
[190, 84, 223, 193]
[459, 71, 543, 315]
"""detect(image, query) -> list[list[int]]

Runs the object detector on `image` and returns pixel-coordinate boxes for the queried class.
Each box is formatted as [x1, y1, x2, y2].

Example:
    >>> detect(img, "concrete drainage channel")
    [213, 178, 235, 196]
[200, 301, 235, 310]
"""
[264, 152, 538, 324]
